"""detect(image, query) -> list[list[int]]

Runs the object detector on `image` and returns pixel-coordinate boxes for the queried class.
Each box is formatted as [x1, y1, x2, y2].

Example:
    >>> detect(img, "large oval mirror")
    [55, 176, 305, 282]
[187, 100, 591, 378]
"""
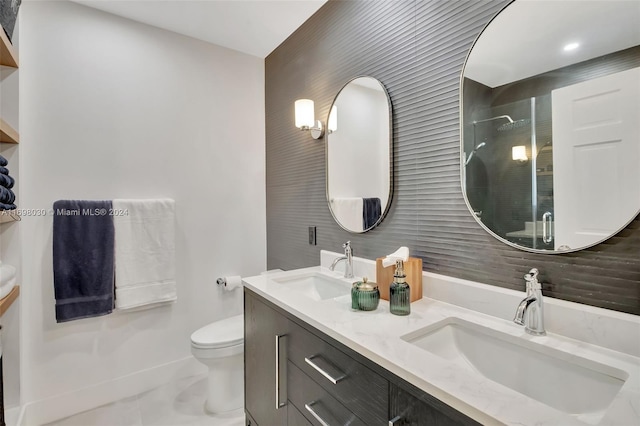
[327, 76, 393, 233]
[461, 0, 640, 253]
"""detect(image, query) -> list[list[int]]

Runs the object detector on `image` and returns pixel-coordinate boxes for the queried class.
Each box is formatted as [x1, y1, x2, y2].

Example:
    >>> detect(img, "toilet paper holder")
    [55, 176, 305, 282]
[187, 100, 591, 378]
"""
[216, 276, 242, 290]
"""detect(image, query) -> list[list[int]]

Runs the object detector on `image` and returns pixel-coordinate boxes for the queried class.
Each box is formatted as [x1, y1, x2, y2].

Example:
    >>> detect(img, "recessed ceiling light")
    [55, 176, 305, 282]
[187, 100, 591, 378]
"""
[563, 42, 580, 52]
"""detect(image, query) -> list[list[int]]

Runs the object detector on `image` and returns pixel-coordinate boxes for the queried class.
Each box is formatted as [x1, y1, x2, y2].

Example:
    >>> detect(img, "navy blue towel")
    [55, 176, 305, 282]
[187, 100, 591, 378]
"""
[0, 166, 9, 175]
[0, 173, 14, 189]
[0, 155, 7, 167]
[53, 200, 115, 322]
[0, 202, 15, 210]
[0, 187, 15, 204]
[363, 197, 382, 229]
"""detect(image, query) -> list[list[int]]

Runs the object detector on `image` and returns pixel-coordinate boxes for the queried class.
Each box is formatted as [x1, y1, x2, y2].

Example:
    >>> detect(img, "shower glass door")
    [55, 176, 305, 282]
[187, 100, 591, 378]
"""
[464, 94, 553, 250]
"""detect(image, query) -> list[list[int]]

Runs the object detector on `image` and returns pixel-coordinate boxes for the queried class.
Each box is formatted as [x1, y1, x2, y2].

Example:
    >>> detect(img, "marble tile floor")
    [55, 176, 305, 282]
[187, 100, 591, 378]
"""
[44, 374, 245, 426]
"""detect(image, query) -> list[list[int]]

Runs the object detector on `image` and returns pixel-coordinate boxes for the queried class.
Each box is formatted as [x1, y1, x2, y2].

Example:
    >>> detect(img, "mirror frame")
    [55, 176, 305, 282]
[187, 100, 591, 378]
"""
[459, 0, 640, 254]
[325, 75, 394, 233]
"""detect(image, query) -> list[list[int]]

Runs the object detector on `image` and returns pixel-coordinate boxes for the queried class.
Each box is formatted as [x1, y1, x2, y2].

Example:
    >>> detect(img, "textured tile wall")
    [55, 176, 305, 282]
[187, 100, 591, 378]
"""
[265, 0, 640, 315]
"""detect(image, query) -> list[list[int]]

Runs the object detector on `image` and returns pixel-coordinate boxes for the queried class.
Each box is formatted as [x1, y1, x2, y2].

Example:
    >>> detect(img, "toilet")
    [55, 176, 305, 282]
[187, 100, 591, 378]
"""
[190, 314, 244, 413]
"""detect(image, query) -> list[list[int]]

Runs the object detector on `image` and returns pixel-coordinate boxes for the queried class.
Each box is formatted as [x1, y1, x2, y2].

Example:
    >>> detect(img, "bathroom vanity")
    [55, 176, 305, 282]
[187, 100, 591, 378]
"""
[243, 253, 640, 426]
[244, 288, 477, 426]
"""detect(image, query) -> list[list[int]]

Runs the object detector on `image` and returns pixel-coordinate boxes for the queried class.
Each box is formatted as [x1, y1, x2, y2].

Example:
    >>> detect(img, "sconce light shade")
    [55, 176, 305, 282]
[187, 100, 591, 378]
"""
[294, 98, 324, 139]
[328, 105, 338, 133]
[295, 99, 315, 129]
[512, 145, 528, 162]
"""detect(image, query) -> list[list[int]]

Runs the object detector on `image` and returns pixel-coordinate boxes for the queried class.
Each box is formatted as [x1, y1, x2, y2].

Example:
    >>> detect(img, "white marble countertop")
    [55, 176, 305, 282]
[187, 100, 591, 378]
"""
[243, 253, 640, 426]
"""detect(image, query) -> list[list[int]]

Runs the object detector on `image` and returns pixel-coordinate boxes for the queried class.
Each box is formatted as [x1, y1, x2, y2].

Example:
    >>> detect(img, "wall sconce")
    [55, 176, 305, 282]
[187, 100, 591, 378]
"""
[295, 99, 324, 139]
[512, 145, 528, 163]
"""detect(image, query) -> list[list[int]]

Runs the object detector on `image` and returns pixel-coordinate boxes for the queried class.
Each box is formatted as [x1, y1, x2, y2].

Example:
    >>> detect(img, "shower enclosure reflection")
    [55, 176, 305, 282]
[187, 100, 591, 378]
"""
[464, 94, 554, 250]
[461, 0, 640, 253]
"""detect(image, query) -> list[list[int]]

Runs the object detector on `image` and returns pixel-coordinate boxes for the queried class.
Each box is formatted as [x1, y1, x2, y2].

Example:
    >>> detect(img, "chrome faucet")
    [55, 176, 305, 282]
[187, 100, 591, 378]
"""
[329, 241, 354, 278]
[514, 268, 546, 335]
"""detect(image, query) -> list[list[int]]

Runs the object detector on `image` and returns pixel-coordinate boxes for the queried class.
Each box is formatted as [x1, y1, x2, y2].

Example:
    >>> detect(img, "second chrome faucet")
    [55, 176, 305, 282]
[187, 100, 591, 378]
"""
[514, 268, 546, 335]
[329, 241, 354, 278]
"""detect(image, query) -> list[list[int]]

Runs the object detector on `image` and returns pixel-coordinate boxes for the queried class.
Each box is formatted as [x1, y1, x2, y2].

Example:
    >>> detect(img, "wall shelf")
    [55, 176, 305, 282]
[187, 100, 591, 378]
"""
[0, 117, 19, 144]
[0, 24, 18, 68]
[0, 285, 19, 317]
[0, 210, 19, 223]
[0, 23, 20, 227]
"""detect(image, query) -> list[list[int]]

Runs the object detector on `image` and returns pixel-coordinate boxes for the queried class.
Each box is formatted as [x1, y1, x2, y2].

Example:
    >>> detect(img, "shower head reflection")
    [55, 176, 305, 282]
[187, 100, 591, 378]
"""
[465, 141, 486, 166]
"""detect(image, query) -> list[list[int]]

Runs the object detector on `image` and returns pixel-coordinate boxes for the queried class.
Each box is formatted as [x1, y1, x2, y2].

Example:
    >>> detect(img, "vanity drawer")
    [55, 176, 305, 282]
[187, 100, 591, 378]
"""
[287, 401, 313, 426]
[390, 382, 480, 426]
[288, 361, 367, 426]
[287, 320, 388, 425]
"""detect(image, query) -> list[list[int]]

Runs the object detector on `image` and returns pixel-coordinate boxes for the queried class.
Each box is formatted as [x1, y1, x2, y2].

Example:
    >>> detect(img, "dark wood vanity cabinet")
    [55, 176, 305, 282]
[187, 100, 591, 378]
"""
[287, 319, 388, 424]
[389, 383, 480, 426]
[244, 290, 289, 426]
[245, 289, 479, 426]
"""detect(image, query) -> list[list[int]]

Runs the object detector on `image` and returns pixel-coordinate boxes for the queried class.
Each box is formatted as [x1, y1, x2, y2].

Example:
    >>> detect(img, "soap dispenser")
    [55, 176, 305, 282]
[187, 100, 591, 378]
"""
[390, 260, 410, 316]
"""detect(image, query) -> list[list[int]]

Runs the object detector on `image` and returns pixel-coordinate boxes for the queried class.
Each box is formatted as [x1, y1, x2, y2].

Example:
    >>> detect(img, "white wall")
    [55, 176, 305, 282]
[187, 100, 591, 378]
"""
[18, 0, 265, 405]
[327, 83, 390, 205]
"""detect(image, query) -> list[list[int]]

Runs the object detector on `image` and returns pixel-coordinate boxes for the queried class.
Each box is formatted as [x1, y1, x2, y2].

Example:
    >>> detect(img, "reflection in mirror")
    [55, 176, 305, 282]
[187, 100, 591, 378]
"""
[462, 0, 640, 253]
[327, 77, 392, 233]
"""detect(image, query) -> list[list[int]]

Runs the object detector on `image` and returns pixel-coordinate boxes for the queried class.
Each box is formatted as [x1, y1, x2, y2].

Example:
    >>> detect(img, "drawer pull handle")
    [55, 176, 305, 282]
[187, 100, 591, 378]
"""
[305, 401, 330, 426]
[304, 356, 346, 384]
[275, 334, 286, 409]
[389, 415, 404, 426]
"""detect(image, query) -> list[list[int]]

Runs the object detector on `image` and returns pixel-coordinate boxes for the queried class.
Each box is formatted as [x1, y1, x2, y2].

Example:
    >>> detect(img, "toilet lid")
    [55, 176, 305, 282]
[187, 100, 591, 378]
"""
[191, 314, 244, 349]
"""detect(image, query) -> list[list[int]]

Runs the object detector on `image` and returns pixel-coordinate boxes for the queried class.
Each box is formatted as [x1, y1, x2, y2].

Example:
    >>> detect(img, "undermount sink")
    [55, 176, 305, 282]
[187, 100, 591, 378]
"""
[271, 271, 350, 301]
[401, 317, 628, 419]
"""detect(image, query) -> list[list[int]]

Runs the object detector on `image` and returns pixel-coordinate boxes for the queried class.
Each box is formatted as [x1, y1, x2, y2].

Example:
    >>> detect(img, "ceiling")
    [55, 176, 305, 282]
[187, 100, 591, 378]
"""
[465, 0, 640, 88]
[73, 0, 328, 58]
[73, 1, 639, 81]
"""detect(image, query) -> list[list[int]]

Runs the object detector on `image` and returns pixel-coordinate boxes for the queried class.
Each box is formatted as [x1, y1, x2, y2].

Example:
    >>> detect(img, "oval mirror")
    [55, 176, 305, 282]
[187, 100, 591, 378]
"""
[461, 0, 640, 253]
[326, 76, 393, 233]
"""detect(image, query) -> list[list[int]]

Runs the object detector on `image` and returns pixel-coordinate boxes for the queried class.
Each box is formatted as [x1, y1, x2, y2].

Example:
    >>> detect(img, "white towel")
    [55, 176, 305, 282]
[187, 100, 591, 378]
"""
[0, 262, 16, 299]
[0, 263, 16, 286]
[331, 197, 363, 232]
[113, 199, 176, 310]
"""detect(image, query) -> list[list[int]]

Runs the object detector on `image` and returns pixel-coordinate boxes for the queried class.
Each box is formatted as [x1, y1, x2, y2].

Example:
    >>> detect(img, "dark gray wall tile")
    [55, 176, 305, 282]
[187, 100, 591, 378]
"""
[265, 0, 640, 315]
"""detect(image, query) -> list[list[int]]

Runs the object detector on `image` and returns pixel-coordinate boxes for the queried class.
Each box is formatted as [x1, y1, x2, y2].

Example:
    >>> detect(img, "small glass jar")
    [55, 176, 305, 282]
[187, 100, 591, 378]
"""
[351, 278, 380, 311]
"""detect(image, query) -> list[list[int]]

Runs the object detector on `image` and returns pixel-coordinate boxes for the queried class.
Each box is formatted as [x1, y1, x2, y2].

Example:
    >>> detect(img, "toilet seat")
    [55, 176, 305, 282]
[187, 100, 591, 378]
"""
[191, 314, 244, 349]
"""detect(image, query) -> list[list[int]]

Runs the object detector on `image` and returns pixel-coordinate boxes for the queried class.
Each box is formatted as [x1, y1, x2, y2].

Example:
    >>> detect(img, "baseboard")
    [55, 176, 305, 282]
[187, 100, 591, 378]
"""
[5, 406, 22, 426]
[14, 356, 205, 426]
